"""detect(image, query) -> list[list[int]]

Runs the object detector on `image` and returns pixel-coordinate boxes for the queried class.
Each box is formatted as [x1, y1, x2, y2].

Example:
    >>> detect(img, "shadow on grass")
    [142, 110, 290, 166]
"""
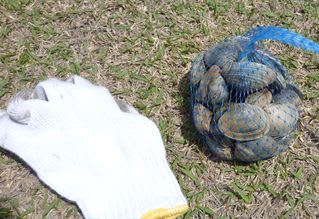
[177, 72, 200, 146]
[0, 148, 84, 218]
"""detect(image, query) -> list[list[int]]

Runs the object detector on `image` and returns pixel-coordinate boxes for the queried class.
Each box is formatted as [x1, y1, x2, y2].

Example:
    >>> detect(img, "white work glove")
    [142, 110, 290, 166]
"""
[0, 76, 188, 219]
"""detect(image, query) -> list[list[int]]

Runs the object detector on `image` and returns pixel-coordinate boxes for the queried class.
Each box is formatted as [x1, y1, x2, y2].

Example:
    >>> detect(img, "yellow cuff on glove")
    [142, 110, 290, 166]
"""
[142, 205, 189, 219]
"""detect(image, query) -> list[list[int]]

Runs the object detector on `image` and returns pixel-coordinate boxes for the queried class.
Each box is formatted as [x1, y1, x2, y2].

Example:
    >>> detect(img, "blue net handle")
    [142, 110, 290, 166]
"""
[239, 26, 319, 60]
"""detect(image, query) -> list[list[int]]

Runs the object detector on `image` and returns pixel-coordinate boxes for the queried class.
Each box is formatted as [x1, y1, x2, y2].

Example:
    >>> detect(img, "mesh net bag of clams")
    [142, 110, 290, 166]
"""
[190, 26, 319, 162]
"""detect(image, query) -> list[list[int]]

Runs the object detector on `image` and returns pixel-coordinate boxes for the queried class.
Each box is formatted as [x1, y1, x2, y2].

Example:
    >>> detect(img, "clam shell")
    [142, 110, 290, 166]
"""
[246, 48, 287, 91]
[204, 36, 250, 72]
[211, 103, 229, 124]
[192, 103, 213, 135]
[245, 89, 272, 108]
[276, 131, 296, 146]
[223, 62, 277, 92]
[218, 103, 270, 141]
[245, 48, 293, 82]
[272, 86, 302, 109]
[286, 83, 304, 99]
[195, 65, 228, 107]
[234, 136, 288, 162]
[209, 104, 235, 148]
[205, 136, 234, 160]
[271, 72, 287, 91]
[209, 124, 235, 148]
[264, 103, 299, 138]
[189, 52, 207, 86]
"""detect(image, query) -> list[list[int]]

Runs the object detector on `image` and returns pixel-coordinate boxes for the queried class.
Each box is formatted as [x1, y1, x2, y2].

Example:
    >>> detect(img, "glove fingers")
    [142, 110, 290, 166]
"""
[7, 88, 49, 125]
[6, 79, 72, 125]
[36, 78, 78, 102]
[115, 99, 140, 114]
[40, 78, 123, 116]
[89, 86, 123, 114]
[66, 75, 94, 87]
[8, 88, 47, 103]
[8, 76, 124, 126]
[66, 75, 127, 114]
[7, 98, 50, 126]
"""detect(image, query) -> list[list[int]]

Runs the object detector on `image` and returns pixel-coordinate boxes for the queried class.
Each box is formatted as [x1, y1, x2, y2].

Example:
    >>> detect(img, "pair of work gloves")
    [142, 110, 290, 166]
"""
[0, 76, 188, 219]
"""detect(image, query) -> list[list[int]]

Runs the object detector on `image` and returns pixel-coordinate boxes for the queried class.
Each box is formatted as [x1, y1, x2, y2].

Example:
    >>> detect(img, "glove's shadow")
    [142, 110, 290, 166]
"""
[0, 147, 85, 218]
[178, 72, 245, 165]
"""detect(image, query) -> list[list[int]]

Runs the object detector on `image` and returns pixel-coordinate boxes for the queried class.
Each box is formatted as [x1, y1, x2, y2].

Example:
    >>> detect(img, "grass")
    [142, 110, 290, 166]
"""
[0, 0, 318, 218]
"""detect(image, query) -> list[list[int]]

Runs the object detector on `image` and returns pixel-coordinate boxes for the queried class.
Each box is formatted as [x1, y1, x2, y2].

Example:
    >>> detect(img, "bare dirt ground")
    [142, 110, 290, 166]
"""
[0, 0, 318, 218]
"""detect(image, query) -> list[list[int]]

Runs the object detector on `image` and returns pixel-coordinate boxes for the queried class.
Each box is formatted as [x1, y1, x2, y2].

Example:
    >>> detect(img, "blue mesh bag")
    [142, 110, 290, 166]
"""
[190, 26, 319, 162]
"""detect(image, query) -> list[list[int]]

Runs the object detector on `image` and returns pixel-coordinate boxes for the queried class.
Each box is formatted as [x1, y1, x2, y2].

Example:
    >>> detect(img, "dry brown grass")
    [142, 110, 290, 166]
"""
[0, 0, 318, 218]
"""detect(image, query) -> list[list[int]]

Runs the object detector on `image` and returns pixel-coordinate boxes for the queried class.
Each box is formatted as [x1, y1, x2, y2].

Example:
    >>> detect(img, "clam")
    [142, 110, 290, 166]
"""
[234, 136, 288, 162]
[244, 48, 288, 90]
[218, 103, 270, 141]
[222, 62, 277, 92]
[204, 36, 249, 72]
[286, 83, 304, 99]
[272, 86, 302, 109]
[208, 104, 235, 148]
[211, 103, 229, 123]
[192, 103, 213, 135]
[195, 65, 228, 107]
[205, 136, 234, 160]
[245, 48, 293, 82]
[245, 89, 272, 108]
[276, 131, 296, 146]
[209, 124, 235, 148]
[264, 103, 299, 138]
[271, 71, 287, 91]
[189, 52, 207, 86]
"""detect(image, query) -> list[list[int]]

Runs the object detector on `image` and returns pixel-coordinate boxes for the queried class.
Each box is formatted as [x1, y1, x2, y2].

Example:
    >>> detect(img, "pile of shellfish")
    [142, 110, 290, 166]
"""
[190, 36, 304, 162]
